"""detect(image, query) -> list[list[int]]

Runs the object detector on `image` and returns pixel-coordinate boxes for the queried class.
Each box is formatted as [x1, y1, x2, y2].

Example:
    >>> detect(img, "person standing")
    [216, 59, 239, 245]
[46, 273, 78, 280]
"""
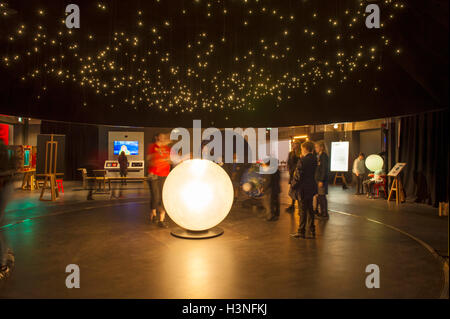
[0, 140, 15, 280]
[290, 141, 318, 239]
[84, 158, 100, 200]
[352, 152, 366, 195]
[226, 153, 243, 201]
[118, 150, 128, 186]
[147, 133, 171, 228]
[314, 142, 329, 219]
[285, 141, 300, 213]
[260, 158, 281, 221]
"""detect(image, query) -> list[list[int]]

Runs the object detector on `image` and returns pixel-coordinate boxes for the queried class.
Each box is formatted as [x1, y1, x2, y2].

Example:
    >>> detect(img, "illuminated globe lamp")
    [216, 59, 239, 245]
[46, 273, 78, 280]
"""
[162, 159, 234, 239]
[365, 154, 384, 172]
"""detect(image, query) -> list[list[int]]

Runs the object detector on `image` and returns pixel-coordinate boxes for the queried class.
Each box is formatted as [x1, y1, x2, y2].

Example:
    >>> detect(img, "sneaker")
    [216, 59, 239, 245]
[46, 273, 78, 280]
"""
[285, 206, 294, 213]
[157, 221, 168, 228]
[290, 232, 305, 239]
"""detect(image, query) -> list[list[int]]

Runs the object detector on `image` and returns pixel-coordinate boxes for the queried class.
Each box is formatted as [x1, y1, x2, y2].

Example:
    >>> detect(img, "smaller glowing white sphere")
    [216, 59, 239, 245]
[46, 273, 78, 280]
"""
[242, 182, 252, 192]
[365, 154, 384, 172]
[162, 159, 234, 231]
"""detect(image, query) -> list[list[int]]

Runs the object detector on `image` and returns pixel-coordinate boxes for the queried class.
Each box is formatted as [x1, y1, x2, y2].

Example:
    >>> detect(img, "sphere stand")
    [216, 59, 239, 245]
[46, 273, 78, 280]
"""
[171, 227, 224, 239]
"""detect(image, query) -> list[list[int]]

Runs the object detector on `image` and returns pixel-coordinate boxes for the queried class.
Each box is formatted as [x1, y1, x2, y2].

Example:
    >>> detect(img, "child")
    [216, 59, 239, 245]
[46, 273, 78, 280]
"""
[363, 169, 384, 199]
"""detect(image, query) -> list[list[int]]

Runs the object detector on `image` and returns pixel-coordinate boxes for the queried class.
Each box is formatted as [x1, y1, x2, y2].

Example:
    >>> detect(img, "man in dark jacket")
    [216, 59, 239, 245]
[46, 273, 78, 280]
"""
[290, 141, 318, 239]
[285, 141, 300, 213]
[314, 142, 329, 219]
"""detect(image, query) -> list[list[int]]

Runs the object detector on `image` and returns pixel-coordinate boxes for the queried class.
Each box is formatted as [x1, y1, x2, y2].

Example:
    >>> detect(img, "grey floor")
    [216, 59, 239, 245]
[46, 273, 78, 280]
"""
[0, 176, 447, 298]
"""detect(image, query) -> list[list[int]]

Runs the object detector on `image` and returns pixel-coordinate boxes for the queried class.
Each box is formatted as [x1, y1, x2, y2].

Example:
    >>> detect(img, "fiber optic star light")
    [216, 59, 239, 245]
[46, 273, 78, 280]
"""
[162, 159, 233, 236]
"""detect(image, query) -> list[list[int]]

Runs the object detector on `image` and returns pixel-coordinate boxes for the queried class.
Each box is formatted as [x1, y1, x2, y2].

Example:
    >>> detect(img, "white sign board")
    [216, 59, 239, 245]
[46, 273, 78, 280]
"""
[330, 141, 349, 172]
[387, 162, 406, 177]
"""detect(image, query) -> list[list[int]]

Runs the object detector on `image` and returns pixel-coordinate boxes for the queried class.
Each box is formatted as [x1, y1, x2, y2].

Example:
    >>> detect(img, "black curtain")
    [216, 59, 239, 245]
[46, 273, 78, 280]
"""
[40, 121, 99, 180]
[399, 109, 449, 206]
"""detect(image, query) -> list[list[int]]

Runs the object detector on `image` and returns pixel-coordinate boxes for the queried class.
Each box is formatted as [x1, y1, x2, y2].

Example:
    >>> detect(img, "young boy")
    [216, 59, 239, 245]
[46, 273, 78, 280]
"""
[363, 169, 384, 199]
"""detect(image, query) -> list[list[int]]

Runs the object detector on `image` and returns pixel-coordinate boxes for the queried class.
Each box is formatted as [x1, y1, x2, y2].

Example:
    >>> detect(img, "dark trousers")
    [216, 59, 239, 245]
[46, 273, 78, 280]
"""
[299, 197, 315, 235]
[263, 193, 280, 219]
[120, 170, 127, 185]
[289, 197, 299, 208]
[354, 174, 365, 194]
[147, 175, 166, 214]
[317, 194, 328, 216]
[363, 180, 375, 195]
[86, 178, 96, 199]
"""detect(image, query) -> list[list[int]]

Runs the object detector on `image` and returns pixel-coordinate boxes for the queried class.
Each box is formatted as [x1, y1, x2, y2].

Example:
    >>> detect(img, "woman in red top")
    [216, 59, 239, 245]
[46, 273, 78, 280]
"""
[147, 133, 171, 227]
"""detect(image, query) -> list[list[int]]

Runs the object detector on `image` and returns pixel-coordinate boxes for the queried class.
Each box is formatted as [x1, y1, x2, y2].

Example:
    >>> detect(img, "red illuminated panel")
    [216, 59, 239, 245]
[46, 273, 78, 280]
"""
[0, 124, 9, 145]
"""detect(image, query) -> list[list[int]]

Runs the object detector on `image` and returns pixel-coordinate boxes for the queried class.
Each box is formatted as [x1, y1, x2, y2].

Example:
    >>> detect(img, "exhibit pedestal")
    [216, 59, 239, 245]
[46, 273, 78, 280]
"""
[171, 227, 224, 239]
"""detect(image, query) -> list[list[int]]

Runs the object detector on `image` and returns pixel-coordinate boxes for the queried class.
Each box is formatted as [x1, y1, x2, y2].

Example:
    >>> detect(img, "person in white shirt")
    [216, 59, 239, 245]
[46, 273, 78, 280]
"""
[352, 152, 366, 195]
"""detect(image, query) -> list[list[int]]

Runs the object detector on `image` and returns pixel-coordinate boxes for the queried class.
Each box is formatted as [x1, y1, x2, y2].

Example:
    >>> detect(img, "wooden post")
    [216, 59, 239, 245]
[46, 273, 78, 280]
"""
[387, 176, 405, 204]
[40, 134, 59, 201]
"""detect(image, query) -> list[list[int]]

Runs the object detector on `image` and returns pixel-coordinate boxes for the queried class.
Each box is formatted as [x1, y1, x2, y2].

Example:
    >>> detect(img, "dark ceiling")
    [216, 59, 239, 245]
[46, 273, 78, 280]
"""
[0, 0, 448, 127]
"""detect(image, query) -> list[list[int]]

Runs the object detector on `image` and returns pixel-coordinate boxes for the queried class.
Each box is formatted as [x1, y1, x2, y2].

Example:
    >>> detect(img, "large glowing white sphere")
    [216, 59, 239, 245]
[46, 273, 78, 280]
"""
[365, 154, 384, 172]
[162, 159, 234, 231]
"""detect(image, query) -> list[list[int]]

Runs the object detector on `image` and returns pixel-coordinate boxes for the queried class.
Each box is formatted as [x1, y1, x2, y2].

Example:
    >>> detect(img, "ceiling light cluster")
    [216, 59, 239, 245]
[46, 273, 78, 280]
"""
[0, 0, 404, 118]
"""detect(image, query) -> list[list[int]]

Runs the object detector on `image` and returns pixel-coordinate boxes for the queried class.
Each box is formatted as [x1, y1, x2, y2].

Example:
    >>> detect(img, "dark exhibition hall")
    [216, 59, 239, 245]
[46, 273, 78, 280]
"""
[0, 0, 448, 314]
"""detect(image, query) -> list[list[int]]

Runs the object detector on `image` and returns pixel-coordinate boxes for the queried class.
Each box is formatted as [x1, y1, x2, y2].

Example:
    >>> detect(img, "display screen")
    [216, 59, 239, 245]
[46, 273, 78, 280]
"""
[330, 141, 349, 172]
[113, 141, 139, 155]
[24, 149, 31, 167]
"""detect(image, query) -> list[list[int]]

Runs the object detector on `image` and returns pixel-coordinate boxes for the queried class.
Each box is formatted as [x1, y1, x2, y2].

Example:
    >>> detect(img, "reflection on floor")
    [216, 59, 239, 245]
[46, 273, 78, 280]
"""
[0, 174, 447, 298]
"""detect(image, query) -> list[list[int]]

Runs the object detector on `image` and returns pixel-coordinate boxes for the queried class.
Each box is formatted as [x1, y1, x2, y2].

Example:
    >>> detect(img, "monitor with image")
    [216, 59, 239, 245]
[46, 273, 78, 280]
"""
[113, 141, 139, 156]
